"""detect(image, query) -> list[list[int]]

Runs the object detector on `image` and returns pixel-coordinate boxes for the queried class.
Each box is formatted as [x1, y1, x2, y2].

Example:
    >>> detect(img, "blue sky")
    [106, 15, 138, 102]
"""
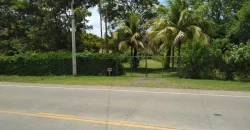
[87, 0, 166, 37]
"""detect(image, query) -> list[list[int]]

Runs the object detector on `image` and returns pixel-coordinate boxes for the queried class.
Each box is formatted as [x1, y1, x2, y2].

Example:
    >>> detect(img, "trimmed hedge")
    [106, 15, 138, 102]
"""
[0, 52, 125, 76]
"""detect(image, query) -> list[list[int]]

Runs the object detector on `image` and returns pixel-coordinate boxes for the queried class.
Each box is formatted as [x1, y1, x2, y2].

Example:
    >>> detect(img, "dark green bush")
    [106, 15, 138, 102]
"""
[0, 52, 125, 76]
[181, 41, 223, 79]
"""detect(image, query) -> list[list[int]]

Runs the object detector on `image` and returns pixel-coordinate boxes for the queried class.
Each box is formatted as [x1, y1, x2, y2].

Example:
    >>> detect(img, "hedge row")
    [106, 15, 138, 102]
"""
[0, 52, 125, 76]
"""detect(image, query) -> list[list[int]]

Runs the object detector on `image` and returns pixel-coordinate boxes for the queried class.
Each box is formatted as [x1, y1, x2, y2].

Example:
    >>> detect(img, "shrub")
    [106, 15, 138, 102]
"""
[0, 52, 125, 76]
[223, 43, 250, 81]
[118, 50, 141, 69]
[181, 41, 223, 79]
[119, 50, 131, 63]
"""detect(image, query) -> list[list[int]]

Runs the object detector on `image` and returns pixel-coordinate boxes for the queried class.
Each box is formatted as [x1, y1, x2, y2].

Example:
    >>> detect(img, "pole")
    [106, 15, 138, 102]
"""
[71, 0, 77, 76]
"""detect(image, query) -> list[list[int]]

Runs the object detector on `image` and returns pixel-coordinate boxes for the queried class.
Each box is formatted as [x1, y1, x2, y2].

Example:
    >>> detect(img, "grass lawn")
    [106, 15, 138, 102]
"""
[122, 59, 165, 77]
[1, 60, 249, 91]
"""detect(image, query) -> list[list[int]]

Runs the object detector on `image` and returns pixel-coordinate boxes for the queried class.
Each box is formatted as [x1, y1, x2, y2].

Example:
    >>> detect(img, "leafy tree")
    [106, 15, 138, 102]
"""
[78, 32, 104, 52]
[113, 13, 144, 69]
[0, 0, 33, 54]
[148, 0, 213, 68]
[0, 0, 98, 54]
[228, 1, 250, 44]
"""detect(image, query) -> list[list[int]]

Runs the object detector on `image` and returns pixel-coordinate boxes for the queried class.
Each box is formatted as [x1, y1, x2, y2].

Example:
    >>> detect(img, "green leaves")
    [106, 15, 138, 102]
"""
[223, 43, 250, 81]
[113, 13, 144, 51]
[79, 32, 104, 52]
[0, 0, 99, 53]
[181, 40, 222, 79]
[0, 52, 125, 76]
[228, 1, 250, 44]
[149, 0, 212, 54]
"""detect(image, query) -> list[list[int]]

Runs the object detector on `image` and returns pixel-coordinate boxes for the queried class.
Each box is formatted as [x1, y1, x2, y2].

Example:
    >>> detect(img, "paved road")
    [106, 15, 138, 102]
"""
[0, 82, 250, 130]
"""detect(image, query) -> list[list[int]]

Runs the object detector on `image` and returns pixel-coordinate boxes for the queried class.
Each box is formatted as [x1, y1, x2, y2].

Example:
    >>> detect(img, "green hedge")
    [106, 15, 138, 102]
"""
[0, 52, 125, 76]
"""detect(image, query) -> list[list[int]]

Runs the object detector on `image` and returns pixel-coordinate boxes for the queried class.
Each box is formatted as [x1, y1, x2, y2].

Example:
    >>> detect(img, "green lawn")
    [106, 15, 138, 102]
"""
[122, 59, 165, 77]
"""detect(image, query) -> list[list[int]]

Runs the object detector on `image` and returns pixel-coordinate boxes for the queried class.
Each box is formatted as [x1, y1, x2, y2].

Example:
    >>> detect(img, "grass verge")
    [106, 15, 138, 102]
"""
[0, 75, 249, 91]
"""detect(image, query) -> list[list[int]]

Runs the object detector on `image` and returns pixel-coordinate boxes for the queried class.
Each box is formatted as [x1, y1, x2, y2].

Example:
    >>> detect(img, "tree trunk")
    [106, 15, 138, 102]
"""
[172, 46, 175, 70]
[105, 8, 108, 53]
[178, 43, 181, 77]
[133, 48, 138, 69]
[99, 2, 103, 53]
[165, 47, 171, 68]
[130, 47, 133, 68]
[178, 43, 181, 67]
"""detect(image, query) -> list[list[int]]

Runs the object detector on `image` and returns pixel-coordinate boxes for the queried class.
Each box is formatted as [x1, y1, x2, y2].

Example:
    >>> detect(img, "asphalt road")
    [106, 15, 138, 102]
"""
[0, 82, 250, 130]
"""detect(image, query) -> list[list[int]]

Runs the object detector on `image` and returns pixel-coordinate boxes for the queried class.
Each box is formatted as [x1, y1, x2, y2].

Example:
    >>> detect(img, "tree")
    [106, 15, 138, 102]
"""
[148, 0, 213, 68]
[98, 1, 103, 53]
[99, 0, 159, 29]
[200, 0, 247, 39]
[228, 1, 250, 44]
[78, 32, 104, 52]
[0, 0, 99, 53]
[113, 13, 144, 69]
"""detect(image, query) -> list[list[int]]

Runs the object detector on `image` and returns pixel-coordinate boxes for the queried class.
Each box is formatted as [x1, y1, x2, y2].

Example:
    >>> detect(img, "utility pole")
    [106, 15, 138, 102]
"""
[71, 0, 77, 76]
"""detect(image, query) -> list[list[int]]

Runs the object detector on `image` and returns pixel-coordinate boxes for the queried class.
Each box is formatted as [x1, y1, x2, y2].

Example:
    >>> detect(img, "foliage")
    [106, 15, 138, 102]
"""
[181, 40, 223, 79]
[78, 32, 104, 52]
[0, 52, 125, 76]
[118, 51, 131, 63]
[181, 40, 250, 81]
[223, 43, 250, 81]
[228, 1, 250, 44]
[99, 0, 159, 29]
[113, 13, 144, 69]
[148, 0, 213, 68]
[0, 0, 98, 54]
[182, 41, 213, 79]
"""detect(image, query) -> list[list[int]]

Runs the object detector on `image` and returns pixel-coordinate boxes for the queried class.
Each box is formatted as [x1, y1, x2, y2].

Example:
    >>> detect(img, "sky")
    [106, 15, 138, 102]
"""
[86, 0, 166, 37]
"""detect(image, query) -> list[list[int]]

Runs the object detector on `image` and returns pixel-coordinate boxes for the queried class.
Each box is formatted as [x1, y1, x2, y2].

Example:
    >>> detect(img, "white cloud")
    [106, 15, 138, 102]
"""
[87, 6, 105, 37]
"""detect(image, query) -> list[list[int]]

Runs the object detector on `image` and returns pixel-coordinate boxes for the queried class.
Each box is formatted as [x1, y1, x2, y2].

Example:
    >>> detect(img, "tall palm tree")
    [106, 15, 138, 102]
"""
[113, 13, 144, 69]
[98, 0, 103, 53]
[147, 0, 213, 69]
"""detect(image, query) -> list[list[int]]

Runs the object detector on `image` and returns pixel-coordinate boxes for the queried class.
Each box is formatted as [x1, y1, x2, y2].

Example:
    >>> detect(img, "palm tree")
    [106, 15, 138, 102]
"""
[98, 0, 103, 53]
[113, 13, 144, 69]
[147, 0, 213, 69]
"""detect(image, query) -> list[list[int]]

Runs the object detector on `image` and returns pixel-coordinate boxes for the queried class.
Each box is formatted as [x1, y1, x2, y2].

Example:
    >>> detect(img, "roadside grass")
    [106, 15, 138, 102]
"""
[0, 75, 250, 91]
[1, 59, 250, 91]
[0, 76, 134, 86]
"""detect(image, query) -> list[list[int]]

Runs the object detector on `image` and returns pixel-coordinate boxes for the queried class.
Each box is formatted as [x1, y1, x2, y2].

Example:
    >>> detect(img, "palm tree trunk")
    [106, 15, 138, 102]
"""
[130, 47, 133, 68]
[178, 43, 181, 67]
[134, 48, 138, 69]
[178, 43, 181, 77]
[105, 7, 108, 53]
[172, 46, 175, 70]
[99, 3, 103, 53]
[165, 47, 171, 68]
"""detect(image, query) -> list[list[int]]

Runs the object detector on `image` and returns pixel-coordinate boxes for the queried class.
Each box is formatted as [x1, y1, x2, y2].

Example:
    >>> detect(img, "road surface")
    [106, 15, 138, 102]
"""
[0, 82, 250, 130]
